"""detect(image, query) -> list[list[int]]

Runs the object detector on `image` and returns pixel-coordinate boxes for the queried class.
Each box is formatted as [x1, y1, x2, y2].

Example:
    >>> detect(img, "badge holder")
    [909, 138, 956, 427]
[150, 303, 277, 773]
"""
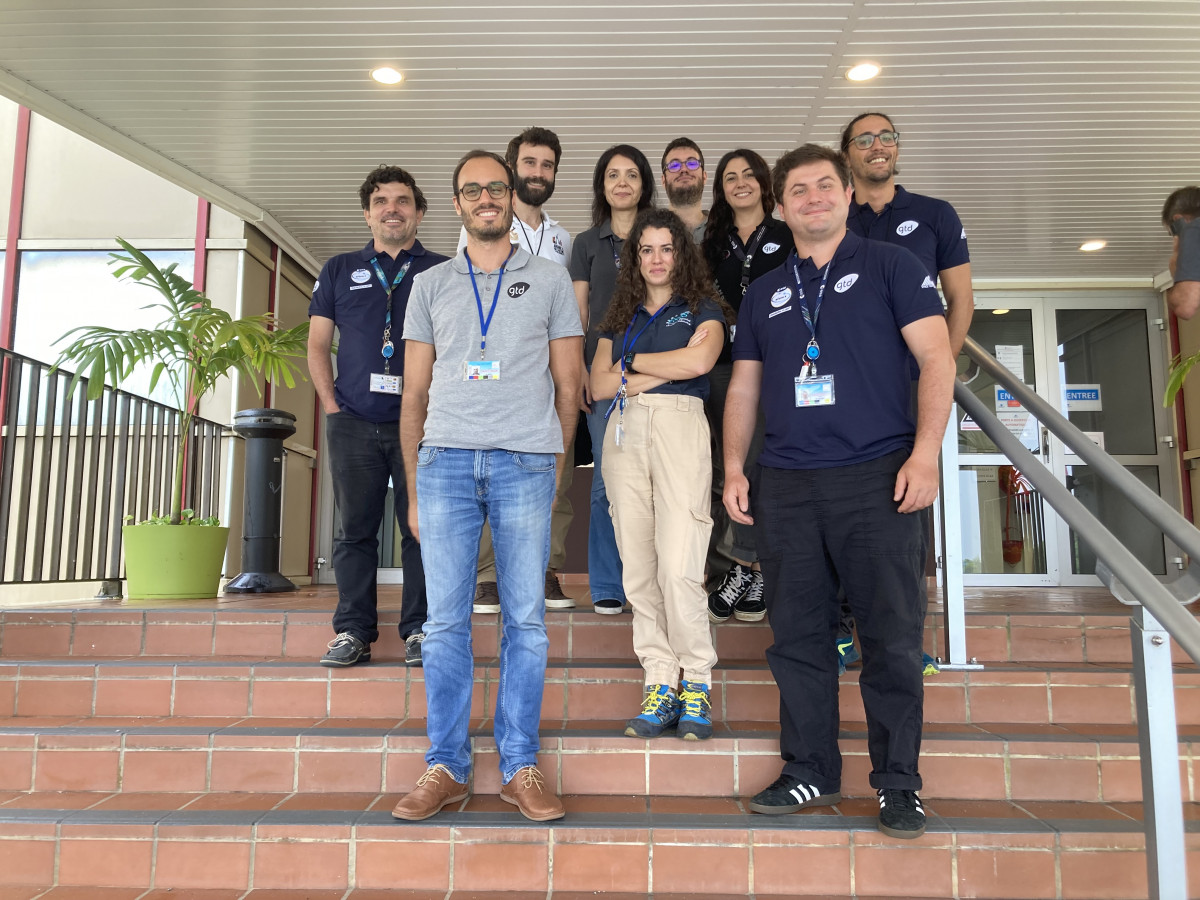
[370, 340, 402, 394]
[794, 341, 835, 407]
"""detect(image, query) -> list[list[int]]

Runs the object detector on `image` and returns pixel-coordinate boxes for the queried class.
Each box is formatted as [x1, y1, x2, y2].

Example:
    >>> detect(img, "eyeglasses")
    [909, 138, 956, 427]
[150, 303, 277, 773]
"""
[664, 158, 702, 174]
[848, 131, 900, 150]
[456, 181, 511, 201]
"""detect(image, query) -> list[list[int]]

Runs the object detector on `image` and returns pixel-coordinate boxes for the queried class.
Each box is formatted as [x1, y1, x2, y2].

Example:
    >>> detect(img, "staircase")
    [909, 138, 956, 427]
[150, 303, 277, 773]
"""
[0, 585, 1197, 899]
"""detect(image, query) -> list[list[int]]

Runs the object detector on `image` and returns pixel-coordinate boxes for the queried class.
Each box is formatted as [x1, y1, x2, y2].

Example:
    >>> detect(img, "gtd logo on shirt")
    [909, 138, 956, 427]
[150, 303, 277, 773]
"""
[762, 242, 781, 254]
[834, 274, 859, 293]
[770, 286, 792, 307]
[961, 227, 967, 239]
[896, 221, 920, 237]
[350, 268, 371, 284]
[312, 280, 320, 294]
[507, 282, 531, 298]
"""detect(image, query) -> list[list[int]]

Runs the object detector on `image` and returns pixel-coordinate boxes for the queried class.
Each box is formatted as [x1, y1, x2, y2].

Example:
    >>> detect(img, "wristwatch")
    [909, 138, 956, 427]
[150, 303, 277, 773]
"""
[623, 352, 637, 374]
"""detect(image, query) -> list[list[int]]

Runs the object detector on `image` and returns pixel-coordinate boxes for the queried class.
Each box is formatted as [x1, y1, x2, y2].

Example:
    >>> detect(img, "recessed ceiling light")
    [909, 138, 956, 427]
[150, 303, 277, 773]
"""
[845, 63, 881, 82]
[370, 66, 404, 85]
[992, 309, 1010, 315]
[1079, 240, 1107, 252]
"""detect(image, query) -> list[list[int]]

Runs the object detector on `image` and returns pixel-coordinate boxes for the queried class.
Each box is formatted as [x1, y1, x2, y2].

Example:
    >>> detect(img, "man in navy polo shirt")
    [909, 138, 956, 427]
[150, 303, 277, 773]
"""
[723, 144, 954, 839]
[308, 165, 448, 668]
[838, 111, 975, 677]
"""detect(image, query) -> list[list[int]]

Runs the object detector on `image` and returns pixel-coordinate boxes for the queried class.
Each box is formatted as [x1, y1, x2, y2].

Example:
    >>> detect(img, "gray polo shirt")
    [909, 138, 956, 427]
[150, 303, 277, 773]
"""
[568, 220, 623, 365]
[404, 247, 583, 453]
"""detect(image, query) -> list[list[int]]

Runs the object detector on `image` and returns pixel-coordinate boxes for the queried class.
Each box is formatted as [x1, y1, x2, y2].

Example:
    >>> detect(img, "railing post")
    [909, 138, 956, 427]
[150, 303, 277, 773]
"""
[1130, 606, 1188, 899]
[937, 415, 978, 669]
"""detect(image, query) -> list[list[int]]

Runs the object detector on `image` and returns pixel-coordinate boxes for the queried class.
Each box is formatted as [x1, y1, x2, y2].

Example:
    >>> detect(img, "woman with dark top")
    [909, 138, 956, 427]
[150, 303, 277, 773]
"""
[591, 208, 734, 741]
[699, 149, 792, 627]
[569, 145, 655, 614]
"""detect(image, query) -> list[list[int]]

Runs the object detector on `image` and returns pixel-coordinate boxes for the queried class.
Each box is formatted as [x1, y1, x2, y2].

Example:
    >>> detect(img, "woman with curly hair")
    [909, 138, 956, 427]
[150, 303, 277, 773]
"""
[591, 207, 734, 741]
[699, 149, 792, 627]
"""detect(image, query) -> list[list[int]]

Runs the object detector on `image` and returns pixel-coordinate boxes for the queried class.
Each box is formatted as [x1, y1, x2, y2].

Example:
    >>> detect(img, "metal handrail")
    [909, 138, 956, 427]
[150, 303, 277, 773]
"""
[960, 336, 1200, 663]
[960, 335, 1194, 899]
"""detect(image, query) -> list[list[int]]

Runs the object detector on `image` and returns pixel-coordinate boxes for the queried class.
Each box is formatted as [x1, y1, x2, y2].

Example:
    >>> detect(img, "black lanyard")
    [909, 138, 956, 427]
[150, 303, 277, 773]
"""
[514, 215, 545, 257]
[369, 253, 413, 373]
[729, 224, 768, 295]
[790, 253, 833, 366]
[463, 246, 515, 360]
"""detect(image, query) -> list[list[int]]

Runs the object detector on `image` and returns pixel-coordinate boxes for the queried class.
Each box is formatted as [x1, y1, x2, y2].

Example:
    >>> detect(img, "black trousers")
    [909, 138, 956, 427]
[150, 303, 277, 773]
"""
[326, 410, 426, 643]
[754, 450, 925, 793]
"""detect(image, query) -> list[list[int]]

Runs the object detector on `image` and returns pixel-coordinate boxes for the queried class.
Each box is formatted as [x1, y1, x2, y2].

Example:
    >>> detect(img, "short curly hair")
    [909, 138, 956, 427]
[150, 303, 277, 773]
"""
[358, 166, 427, 213]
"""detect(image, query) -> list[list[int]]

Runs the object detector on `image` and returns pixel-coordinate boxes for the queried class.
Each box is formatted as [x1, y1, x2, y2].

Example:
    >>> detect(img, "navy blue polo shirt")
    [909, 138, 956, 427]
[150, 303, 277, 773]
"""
[731, 231, 943, 469]
[602, 297, 725, 400]
[847, 185, 969, 279]
[707, 218, 793, 365]
[308, 239, 448, 422]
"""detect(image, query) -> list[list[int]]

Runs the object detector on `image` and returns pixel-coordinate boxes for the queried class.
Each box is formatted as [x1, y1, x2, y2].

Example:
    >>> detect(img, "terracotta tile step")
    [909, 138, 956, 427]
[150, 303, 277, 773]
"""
[2, 657, 1199, 726]
[0, 798, 1196, 898]
[0, 718, 1195, 802]
[6, 605, 1190, 667]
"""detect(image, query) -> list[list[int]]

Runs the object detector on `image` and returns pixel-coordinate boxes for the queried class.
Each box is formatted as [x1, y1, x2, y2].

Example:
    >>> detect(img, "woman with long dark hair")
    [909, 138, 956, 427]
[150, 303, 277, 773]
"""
[569, 145, 655, 614]
[699, 149, 792, 627]
[591, 207, 733, 741]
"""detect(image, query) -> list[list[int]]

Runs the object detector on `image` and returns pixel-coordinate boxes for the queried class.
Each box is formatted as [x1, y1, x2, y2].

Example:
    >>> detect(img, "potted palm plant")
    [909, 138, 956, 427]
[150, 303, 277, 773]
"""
[52, 238, 309, 599]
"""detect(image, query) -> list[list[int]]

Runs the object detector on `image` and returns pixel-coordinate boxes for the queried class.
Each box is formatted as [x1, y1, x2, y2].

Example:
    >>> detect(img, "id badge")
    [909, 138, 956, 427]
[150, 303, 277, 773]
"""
[795, 374, 835, 407]
[369, 373, 401, 395]
[463, 360, 501, 381]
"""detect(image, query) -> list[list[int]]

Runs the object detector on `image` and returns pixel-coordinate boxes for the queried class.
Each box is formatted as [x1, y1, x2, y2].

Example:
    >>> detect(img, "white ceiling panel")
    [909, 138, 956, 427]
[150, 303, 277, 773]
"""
[0, 0, 1197, 280]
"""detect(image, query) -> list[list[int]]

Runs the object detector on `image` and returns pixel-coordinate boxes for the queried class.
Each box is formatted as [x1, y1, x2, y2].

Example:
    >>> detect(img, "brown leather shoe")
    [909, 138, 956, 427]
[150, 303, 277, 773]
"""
[391, 764, 469, 821]
[500, 765, 564, 821]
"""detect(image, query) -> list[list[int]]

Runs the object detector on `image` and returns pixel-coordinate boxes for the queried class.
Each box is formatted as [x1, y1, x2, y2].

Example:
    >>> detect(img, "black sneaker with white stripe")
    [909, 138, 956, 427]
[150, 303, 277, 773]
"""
[877, 788, 926, 838]
[747, 772, 841, 815]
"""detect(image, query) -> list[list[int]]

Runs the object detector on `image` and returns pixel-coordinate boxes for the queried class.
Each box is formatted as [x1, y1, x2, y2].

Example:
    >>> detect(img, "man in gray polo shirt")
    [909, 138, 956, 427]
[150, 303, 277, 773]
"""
[394, 149, 582, 823]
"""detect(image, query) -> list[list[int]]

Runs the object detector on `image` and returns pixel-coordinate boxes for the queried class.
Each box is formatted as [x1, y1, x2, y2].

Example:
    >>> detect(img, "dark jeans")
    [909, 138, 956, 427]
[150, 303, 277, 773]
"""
[326, 410, 426, 642]
[754, 451, 926, 793]
[705, 363, 764, 578]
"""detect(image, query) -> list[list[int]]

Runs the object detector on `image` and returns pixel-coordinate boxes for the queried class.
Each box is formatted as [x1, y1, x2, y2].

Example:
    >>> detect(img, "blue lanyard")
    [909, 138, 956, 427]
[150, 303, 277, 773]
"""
[605, 302, 671, 420]
[464, 247, 514, 360]
[790, 253, 833, 364]
[369, 254, 413, 372]
[607, 234, 622, 270]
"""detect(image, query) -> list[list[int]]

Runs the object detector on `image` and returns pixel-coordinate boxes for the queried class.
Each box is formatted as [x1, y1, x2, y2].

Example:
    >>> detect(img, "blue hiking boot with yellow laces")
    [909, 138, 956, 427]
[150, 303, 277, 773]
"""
[624, 684, 680, 738]
[677, 680, 713, 741]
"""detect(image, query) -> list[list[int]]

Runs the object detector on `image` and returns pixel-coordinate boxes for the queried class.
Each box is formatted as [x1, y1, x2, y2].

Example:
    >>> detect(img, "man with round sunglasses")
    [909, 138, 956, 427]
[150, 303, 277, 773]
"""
[836, 111, 975, 678]
[395, 150, 581, 822]
[455, 127, 578, 617]
[661, 137, 708, 240]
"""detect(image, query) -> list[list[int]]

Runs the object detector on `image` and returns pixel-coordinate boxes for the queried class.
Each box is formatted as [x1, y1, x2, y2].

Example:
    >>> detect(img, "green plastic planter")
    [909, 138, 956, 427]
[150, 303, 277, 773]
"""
[122, 524, 231, 600]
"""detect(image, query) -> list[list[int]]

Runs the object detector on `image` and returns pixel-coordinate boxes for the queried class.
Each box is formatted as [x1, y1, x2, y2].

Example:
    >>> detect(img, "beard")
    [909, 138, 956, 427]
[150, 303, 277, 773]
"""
[515, 175, 555, 207]
[665, 180, 704, 207]
[463, 204, 514, 241]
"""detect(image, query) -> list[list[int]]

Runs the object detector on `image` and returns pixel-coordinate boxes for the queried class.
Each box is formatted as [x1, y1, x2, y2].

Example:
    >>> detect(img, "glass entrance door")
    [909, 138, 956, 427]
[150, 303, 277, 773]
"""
[956, 292, 1178, 586]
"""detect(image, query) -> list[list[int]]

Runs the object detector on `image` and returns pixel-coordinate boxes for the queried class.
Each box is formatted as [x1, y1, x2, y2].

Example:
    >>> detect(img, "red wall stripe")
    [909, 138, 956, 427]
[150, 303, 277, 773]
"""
[1, 105, 32, 350]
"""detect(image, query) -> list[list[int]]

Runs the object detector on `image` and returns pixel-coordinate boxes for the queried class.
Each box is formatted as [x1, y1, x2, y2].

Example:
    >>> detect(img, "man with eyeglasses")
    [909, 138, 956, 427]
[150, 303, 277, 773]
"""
[395, 150, 581, 822]
[455, 127, 578, 616]
[1163, 186, 1200, 320]
[662, 137, 709, 240]
[309, 165, 448, 669]
[836, 111, 975, 678]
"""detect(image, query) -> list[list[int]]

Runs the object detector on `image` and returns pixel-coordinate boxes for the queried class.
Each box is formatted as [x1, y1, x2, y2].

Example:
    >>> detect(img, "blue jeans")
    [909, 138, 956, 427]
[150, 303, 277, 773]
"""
[325, 411, 426, 642]
[586, 403, 626, 604]
[416, 446, 556, 784]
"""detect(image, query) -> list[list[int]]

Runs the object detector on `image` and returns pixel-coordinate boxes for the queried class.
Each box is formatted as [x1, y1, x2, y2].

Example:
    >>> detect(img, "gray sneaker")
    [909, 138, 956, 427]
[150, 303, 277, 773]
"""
[404, 632, 425, 667]
[320, 632, 370, 667]
[544, 569, 575, 609]
[473, 581, 501, 614]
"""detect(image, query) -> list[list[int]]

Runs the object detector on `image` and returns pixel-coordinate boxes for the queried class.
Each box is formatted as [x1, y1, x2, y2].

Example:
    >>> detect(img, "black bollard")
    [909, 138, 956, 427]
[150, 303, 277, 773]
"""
[224, 408, 298, 593]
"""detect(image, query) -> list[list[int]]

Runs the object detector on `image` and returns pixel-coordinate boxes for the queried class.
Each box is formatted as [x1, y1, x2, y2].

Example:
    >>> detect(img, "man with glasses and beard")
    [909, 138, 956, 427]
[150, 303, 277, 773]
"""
[835, 111, 975, 678]
[458, 127, 579, 615]
[395, 150, 581, 822]
[661, 137, 709, 240]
